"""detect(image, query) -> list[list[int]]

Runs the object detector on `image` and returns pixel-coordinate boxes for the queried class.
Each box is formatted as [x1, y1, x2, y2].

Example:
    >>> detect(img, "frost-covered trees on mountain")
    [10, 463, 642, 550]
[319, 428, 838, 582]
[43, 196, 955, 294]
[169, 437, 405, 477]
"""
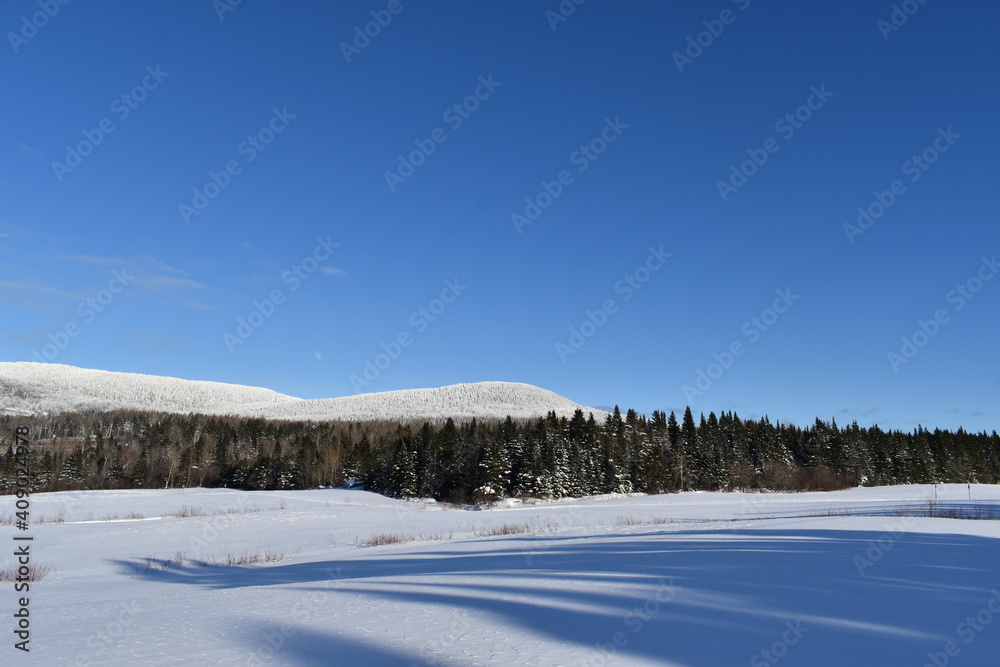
[0, 362, 601, 422]
[2, 408, 999, 501]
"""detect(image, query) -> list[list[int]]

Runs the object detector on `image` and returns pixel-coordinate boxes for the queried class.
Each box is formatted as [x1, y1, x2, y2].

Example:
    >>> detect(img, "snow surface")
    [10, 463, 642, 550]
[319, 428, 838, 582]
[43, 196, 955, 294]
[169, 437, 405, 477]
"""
[7, 484, 1000, 665]
[0, 363, 608, 422]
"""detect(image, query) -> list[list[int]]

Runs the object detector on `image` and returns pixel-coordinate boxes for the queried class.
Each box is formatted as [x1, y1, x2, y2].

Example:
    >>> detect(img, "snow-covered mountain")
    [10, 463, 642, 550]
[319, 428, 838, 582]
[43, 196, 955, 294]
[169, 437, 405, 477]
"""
[0, 362, 608, 422]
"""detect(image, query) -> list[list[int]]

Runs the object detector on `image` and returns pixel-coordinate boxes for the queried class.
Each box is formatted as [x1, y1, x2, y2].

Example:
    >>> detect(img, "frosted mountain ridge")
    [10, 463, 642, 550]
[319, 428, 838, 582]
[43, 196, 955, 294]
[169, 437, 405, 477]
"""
[0, 362, 607, 422]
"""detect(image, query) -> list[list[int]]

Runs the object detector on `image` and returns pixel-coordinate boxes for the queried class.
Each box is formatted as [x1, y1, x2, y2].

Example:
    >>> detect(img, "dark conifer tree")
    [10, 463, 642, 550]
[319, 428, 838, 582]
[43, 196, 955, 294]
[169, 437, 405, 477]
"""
[132, 450, 149, 488]
[678, 407, 698, 490]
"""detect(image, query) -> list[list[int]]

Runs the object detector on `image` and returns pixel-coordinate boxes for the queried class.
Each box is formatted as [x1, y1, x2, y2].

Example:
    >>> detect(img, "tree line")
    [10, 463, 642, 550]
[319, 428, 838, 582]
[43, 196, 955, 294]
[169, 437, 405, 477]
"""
[2, 407, 998, 502]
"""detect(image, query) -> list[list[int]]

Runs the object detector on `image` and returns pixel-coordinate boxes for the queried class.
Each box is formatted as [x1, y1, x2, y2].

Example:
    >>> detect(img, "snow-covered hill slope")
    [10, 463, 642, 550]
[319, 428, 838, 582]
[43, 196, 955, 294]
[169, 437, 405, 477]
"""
[0, 362, 607, 422]
[242, 381, 607, 423]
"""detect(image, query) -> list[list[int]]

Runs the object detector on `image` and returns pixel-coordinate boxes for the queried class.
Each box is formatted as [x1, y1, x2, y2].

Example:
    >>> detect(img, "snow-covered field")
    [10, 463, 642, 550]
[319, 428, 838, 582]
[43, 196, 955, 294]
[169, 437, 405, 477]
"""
[6, 485, 1000, 666]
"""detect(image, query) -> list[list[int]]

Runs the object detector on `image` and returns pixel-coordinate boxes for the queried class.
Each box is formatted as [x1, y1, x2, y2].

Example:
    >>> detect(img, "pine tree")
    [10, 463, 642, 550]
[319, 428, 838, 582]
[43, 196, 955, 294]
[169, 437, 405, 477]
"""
[392, 439, 419, 498]
[678, 407, 697, 491]
[60, 446, 88, 483]
[433, 418, 460, 499]
[107, 453, 126, 486]
[131, 450, 149, 488]
[475, 436, 510, 503]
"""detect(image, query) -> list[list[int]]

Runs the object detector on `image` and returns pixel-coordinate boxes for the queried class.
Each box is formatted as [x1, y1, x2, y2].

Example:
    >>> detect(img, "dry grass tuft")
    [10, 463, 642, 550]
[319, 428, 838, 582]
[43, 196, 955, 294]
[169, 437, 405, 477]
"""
[616, 515, 642, 526]
[170, 505, 206, 518]
[357, 532, 415, 547]
[102, 511, 147, 521]
[200, 548, 286, 567]
[475, 521, 534, 537]
[0, 562, 51, 582]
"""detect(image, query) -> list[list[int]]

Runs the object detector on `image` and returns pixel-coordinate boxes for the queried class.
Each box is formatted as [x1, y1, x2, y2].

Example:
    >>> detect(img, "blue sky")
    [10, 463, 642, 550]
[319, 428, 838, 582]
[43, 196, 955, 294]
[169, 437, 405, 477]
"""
[2, 0, 998, 433]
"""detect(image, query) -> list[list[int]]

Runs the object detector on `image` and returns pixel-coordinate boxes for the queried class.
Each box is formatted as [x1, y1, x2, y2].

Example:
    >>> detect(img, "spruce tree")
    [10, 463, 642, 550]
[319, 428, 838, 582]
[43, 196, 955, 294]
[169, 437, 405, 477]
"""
[132, 451, 149, 488]
[678, 407, 697, 491]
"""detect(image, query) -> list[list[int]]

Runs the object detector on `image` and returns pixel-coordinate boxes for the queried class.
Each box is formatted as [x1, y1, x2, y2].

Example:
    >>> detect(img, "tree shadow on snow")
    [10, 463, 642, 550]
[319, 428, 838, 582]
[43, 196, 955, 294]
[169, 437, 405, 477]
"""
[112, 528, 1000, 666]
[233, 623, 424, 667]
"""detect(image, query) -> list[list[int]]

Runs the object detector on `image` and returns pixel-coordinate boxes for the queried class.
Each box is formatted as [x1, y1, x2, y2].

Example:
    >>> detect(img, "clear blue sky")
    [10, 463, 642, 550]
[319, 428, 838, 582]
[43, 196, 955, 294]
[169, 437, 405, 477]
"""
[2, 0, 998, 433]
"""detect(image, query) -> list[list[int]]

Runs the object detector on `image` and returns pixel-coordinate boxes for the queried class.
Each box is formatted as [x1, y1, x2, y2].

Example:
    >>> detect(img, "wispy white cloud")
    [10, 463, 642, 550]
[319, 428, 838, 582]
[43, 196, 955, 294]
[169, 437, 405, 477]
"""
[0, 326, 47, 346]
[3, 253, 215, 313]
[948, 408, 988, 419]
[836, 406, 881, 418]
[178, 300, 217, 311]
[135, 274, 208, 292]
[19, 143, 44, 163]
[62, 254, 191, 277]
[140, 255, 189, 276]
[0, 278, 79, 301]
[125, 331, 204, 349]
[60, 254, 127, 266]
[0, 278, 82, 316]
[0, 221, 31, 239]
[321, 266, 350, 278]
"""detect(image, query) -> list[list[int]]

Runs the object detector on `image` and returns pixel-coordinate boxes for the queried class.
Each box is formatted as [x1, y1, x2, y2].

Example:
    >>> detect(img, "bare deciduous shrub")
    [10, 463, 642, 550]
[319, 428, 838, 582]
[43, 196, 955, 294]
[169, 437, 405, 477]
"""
[475, 521, 533, 537]
[616, 515, 675, 527]
[171, 505, 206, 518]
[143, 556, 169, 572]
[0, 562, 51, 582]
[726, 461, 757, 491]
[196, 547, 286, 567]
[419, 530, 453, 542]
[795, 466, 852, 492]
[34, 509, 66, 524]
[102, 512, 147, 521]
[759, 462, 798, 491]
[357, 532, 415, 547]
[139, 545, 285, 570]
